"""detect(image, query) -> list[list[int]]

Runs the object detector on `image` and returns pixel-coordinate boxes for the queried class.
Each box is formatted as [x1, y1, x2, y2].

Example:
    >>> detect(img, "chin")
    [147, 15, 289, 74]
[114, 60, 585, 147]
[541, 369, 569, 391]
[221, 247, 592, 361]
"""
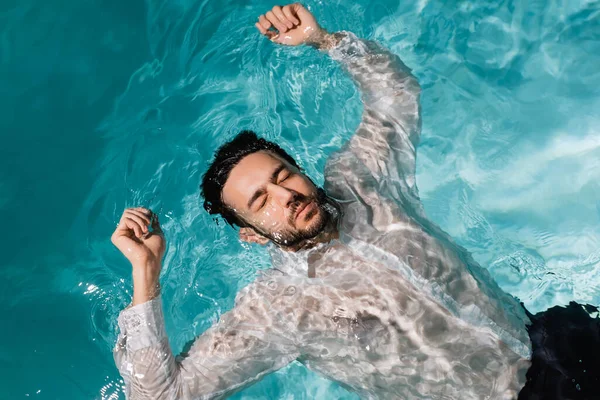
[267, 196, 339, 249]
[299, 207, 328, 235]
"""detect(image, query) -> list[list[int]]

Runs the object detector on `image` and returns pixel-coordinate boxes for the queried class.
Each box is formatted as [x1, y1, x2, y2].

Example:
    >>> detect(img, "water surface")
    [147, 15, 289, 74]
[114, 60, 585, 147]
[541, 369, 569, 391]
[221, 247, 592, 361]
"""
[1, 0, 599, 398]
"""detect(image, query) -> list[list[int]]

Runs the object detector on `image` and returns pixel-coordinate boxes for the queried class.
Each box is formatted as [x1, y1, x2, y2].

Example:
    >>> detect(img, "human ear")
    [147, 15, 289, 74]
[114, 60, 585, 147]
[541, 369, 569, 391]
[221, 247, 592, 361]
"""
[239, 227, 269, 245]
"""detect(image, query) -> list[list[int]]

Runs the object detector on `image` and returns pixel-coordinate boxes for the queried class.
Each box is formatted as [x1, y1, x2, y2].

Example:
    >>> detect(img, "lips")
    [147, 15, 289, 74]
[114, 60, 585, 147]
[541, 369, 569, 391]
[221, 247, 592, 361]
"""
[295, 200, 314, 222]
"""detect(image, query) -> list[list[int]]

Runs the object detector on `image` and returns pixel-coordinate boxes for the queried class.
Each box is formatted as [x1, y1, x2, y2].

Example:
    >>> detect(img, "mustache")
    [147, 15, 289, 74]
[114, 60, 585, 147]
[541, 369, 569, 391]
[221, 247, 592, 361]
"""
[288, 191, 322, 226]
[258, 188, 340, 249]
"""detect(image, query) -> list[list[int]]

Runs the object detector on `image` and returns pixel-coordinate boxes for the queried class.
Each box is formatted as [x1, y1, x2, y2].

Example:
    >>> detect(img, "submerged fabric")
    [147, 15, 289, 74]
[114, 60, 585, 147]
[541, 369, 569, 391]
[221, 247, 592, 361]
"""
[114, 32, 534, 399]
[519, 302, 600, 400]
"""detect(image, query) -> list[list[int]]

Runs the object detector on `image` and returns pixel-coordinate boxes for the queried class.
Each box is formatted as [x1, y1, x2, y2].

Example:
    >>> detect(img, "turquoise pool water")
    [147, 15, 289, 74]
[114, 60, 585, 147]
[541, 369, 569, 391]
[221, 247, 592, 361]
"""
[1, 0, 599, 398]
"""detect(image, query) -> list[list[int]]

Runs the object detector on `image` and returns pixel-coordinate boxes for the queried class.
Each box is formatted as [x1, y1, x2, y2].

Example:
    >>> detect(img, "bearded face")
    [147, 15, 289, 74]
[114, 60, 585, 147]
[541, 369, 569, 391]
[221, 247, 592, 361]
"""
[221, 151, 334, 248]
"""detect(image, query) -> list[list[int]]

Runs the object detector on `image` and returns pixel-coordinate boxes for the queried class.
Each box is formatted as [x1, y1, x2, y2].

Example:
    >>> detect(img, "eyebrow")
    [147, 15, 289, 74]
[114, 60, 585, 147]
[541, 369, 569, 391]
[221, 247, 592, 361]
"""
[246, 164, 287, 210]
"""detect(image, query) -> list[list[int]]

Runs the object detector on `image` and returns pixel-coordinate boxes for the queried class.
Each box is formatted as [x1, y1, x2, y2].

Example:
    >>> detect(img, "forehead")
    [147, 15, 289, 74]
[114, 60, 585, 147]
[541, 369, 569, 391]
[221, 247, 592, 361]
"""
[221, 151, 285, 209]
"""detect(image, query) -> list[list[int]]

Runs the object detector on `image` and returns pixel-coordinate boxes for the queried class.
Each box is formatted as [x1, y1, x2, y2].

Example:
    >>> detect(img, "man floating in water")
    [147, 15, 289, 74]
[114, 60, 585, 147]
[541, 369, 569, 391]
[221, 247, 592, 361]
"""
[111, 4, 600, 399]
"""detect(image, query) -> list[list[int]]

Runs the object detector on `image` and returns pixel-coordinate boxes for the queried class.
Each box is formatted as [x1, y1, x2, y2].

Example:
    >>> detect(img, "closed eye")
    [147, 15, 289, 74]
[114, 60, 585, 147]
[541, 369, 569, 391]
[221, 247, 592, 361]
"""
[279, 172, 293, 183]
[258, 196, 267, 210]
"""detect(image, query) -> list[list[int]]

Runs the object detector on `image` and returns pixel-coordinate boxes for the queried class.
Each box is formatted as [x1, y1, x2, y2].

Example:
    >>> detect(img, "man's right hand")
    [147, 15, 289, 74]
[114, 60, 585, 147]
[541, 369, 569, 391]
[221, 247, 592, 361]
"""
[112, 207, 165, 304]
[112, 207, 165, 267]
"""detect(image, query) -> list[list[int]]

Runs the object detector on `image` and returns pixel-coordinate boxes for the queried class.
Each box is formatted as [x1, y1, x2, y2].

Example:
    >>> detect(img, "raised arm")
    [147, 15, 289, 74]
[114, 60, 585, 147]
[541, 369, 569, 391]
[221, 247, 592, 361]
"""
[256, 4, 422, 202]
[326, 33, 421, 186]
[111, 208, 298, 399]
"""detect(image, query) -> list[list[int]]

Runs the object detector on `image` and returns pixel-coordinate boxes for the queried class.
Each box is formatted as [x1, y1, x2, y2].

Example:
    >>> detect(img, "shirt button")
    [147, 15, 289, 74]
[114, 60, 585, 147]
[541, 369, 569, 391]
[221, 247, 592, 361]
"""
[129, 315, 141, 331]
[284, 286, 296, 296]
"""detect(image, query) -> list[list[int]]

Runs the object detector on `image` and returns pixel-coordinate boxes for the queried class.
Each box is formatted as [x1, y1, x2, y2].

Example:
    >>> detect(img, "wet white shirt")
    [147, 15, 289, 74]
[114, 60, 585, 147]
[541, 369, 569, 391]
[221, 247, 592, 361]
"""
[114, 32, 532, 400]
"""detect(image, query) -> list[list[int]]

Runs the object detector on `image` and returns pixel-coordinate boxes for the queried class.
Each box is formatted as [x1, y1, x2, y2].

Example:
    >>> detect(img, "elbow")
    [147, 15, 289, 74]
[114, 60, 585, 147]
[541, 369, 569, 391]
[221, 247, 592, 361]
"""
[404, 73, 421, 96]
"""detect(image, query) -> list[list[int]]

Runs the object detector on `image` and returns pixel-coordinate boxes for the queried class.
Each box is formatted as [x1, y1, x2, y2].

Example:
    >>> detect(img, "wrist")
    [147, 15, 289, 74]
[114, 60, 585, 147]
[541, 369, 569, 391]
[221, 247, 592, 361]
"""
[131, 261, 161, 306]
[307, 30, 344, 50]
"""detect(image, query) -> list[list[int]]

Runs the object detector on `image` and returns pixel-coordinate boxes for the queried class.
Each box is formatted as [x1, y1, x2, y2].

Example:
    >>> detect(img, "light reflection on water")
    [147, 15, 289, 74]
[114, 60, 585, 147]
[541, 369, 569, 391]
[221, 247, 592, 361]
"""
[1, 0, 599, 398]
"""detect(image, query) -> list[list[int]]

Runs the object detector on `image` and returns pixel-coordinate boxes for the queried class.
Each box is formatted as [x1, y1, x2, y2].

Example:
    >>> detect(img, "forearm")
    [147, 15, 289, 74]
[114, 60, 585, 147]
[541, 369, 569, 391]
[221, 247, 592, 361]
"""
[319, 30, 420, 95]
[317, 30, 421, 145]
[115, 296, 182, 399]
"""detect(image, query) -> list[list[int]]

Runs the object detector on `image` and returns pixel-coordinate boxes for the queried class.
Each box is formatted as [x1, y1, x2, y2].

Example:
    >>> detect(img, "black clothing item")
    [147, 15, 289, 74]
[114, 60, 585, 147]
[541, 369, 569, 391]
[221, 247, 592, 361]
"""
[519, 302, 600, 400]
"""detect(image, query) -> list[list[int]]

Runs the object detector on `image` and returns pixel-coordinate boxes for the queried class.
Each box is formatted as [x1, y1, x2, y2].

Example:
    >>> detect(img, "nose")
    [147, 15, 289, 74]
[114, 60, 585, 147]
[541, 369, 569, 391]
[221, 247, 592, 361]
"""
[268, 183, 298, 208]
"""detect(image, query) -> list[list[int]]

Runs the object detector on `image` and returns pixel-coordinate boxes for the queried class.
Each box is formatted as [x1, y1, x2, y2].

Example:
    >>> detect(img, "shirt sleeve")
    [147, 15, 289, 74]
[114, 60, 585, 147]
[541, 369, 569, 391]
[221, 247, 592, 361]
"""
[114, 291, 299, 400]
[326, 32, 422, 203]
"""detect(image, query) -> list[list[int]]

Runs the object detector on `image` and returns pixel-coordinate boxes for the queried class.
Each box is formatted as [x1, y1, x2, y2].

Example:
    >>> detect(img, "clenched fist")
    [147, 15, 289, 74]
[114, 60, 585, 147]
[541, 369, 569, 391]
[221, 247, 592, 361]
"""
[112, 207, 165, 304]
[255, 3, 322, 46]
[111, 207, 165, 267]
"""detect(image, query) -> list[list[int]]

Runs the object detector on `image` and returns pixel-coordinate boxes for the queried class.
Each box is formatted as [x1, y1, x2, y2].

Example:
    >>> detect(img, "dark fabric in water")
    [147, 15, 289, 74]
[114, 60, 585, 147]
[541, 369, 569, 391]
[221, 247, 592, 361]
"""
[518, 302, 600, 400]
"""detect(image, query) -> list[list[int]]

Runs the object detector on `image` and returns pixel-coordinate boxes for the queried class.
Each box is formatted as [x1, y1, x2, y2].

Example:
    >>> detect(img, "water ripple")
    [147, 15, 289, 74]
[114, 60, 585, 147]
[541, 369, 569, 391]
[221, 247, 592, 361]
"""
[3, 0, 600, 398]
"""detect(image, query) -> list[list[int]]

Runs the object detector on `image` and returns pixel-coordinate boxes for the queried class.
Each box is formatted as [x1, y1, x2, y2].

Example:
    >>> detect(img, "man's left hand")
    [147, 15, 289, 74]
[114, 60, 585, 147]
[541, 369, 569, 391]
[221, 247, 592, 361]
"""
[255, 4, 322, 46]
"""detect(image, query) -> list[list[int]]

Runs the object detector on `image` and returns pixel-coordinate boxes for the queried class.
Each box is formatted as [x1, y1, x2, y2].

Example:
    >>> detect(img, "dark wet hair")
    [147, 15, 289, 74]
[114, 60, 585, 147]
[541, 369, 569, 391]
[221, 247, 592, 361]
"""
[200, 130, 300, 227]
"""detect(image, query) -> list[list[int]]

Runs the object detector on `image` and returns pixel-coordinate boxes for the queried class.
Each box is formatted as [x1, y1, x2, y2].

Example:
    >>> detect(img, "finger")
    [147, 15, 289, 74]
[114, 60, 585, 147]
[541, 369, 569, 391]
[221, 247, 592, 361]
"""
[133, 207, 152, 217]
[127, 209, 152, 225]
[258, 15, 272, 31]
[124, 218, 143, 238]
[272, 6, 294, 29]
[257, 17, 277, 40]
[266, 11, 288, 33]
[124, 212, 149, 232]
[292, 2, 307, 12]
[292, 2, 311, 20]
[282, 5, 300, 25]
[255, 22, 267, 35]
[127, 209, 151, 226]
[115, 216, 129, 231]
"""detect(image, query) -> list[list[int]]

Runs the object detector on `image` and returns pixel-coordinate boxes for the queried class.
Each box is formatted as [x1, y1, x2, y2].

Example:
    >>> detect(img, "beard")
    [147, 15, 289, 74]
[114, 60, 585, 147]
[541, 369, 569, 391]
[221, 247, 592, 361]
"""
[254, 188, 340, 249]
